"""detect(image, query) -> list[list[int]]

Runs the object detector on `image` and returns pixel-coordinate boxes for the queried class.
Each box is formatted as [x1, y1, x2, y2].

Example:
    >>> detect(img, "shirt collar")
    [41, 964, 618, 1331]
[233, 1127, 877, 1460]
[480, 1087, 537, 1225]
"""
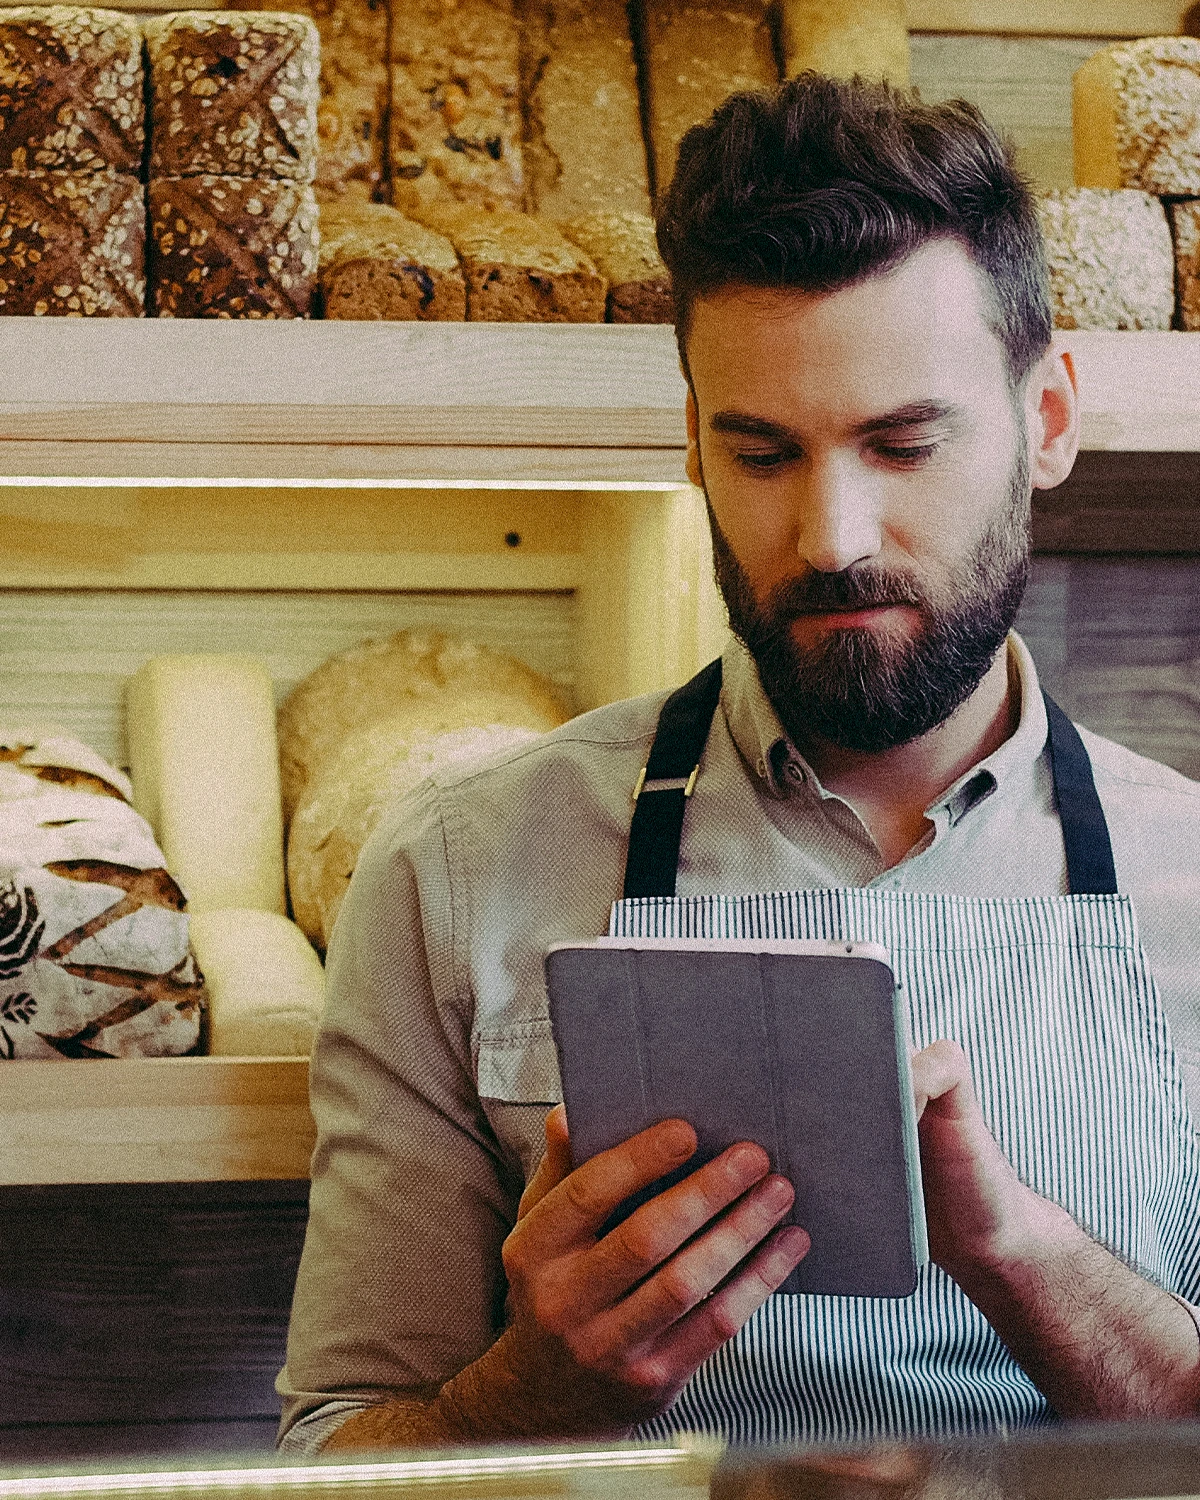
[721, 630, 1049, 823]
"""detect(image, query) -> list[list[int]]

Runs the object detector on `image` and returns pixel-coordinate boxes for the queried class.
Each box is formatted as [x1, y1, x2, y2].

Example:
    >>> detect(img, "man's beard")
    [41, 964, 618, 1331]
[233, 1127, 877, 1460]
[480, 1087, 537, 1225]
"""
[709, 451, 1033, 755]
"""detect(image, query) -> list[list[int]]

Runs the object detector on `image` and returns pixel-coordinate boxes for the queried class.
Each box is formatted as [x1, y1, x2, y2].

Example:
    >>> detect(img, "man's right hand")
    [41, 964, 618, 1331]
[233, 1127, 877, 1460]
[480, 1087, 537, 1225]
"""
[432, 1105, 809, 1439]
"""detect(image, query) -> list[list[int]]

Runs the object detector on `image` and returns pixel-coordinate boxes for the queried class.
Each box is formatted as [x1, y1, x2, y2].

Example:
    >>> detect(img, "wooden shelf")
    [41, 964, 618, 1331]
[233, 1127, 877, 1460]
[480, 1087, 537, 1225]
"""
[1, 1057, 314, 1186]
[2, 325, 1200, 488]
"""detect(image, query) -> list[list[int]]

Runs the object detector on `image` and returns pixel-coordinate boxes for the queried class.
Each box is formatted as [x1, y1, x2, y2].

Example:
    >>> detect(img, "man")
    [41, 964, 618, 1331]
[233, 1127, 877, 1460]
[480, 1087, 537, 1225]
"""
[279, 76, 1200, 1451]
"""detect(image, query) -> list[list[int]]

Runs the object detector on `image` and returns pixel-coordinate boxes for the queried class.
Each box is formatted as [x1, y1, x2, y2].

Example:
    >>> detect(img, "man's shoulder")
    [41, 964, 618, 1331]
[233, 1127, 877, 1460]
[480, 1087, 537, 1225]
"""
[430, 688, 670, 800]
[1076, 723, 1200, 833]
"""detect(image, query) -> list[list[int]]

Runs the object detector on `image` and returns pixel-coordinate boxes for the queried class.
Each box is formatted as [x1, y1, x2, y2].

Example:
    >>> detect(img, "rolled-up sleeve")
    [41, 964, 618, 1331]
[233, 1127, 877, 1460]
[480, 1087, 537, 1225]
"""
[276, 779, 526, 1448]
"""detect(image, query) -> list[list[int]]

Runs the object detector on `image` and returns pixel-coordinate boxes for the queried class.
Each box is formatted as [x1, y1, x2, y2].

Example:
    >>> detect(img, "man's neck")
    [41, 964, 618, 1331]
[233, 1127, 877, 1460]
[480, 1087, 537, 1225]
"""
[792, 646, 1019, 870]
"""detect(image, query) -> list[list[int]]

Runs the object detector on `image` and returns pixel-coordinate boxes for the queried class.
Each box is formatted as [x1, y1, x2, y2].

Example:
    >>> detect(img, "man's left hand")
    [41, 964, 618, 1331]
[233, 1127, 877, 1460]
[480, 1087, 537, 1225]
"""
[910, 1038, 1200, 1418]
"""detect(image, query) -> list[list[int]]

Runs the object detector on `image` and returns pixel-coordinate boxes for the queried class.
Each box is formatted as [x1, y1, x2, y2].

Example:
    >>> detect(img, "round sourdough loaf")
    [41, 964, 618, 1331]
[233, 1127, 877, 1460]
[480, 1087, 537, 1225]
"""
[0, 734, 207, 1060]
[277, 629, 568, 823]
[288, 715, 542, 948]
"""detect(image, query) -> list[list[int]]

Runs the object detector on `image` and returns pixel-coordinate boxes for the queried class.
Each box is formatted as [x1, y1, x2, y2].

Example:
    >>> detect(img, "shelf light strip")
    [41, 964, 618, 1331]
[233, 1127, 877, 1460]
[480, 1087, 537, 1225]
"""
[0, 1449, 690, 1499]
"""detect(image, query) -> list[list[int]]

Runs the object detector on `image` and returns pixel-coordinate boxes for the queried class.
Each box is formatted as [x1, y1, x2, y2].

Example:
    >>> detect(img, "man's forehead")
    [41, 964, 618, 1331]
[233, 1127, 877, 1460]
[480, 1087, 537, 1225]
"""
[685, 240, 1010, 419]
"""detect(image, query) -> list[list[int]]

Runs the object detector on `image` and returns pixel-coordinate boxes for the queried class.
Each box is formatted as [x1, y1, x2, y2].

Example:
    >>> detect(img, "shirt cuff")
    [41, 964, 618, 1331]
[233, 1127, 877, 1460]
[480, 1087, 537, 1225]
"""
[277, 1401, 370, 1457]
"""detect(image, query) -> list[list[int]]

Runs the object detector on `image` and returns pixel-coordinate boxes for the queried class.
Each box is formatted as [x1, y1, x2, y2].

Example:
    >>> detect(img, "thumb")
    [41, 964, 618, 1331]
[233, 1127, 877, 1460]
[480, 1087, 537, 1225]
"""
[517, 1103, 572, 1220]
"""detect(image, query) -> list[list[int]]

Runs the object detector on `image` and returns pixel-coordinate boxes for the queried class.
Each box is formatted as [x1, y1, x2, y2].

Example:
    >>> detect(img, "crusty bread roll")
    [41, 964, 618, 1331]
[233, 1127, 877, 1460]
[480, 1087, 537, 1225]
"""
[288, 715, 541, 946]
[277, 629, 568, 822]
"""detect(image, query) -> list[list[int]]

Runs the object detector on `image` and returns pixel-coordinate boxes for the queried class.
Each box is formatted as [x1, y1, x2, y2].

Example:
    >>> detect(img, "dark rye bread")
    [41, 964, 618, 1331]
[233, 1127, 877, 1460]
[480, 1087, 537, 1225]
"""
[397, 200, 604, 319]
[388, 0, 524, 212]
[0, 5, 143, 174]
[0, 169, 144, 315]
[233, 0, 389, 194]
[519, 0, 651, 219]
[149, 174, 318, 317]
[320, 200, 466, 319]
[637, 0, 777, 197]
[145, 11, 320, 182]
[559, 211, 671, 322]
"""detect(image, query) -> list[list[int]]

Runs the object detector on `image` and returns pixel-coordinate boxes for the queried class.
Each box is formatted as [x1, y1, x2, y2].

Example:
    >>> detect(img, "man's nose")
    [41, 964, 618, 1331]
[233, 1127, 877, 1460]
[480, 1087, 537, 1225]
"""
[794, 454, 884, 574]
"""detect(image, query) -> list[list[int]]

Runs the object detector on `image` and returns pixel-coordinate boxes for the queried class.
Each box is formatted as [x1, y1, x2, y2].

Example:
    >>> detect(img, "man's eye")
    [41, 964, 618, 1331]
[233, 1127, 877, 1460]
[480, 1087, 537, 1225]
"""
[876, 443, 941, 466]
[736, 451, 792, 470]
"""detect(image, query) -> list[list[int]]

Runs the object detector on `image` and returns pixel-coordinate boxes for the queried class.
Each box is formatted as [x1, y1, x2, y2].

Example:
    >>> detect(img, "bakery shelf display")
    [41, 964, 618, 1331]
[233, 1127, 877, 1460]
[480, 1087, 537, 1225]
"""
[1, 322, 1200, 477]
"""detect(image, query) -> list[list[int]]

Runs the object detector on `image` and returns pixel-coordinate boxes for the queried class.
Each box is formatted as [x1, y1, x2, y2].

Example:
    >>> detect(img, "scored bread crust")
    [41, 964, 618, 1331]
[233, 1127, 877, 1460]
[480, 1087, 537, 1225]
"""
[287, 714, 541, 946]
[277, 628, 569, 823]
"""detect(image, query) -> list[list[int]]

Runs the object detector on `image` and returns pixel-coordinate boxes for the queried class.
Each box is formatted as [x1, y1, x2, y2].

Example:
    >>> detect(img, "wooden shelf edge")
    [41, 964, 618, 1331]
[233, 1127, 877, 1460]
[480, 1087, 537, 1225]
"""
[0, 1056, 315, 1186]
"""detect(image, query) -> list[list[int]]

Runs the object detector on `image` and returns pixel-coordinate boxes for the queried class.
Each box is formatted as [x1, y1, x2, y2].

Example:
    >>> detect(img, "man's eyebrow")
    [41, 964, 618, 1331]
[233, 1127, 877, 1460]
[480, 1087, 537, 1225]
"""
[708, 400, 964, 442]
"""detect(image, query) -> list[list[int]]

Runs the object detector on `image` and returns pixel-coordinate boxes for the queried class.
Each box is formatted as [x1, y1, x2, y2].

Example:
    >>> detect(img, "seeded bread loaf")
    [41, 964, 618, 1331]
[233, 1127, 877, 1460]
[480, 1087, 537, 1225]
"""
[1036, 188, 1173, 331]
[145, 11, 320, 183]
[1074, 37, 1200, 196]
[234, 0, 389, 194]
[149, 174, 318, 318]
[277, 628, 569, 822]
[0, 169, 143, 315]
[319, 199, 466, 318]
[0, 5, 143, 174]
[519, 0, 651, 219]
[399, 199, 604, 319]
[779, 0, 909, 85]
[388, 0, 523, 211]
[559, 211, 671, 322]
[636, 0, 777, 197]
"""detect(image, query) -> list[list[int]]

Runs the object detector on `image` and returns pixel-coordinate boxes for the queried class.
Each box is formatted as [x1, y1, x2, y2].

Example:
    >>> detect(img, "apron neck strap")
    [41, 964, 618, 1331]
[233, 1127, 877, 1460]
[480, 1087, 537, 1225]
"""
[622, 658, 723, 900]
[1042, 691, 1118, 897]
[621, 664, 1118, 901]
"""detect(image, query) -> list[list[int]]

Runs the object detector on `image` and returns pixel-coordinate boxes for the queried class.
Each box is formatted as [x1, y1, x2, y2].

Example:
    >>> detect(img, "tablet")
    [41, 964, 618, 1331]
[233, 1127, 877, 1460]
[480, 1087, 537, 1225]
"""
[544, 937, 927, 1298]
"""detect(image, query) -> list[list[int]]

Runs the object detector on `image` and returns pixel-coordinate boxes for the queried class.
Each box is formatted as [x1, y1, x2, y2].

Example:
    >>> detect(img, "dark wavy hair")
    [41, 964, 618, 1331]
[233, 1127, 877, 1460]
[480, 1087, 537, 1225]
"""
[656, 74, 1051, 387]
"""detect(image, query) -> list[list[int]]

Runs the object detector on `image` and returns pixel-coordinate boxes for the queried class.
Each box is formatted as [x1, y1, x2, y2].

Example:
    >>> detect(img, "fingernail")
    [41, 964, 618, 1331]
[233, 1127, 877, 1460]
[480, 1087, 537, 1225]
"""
[661, 1120, 697, 1159]
[761, 1176, 793, 1210]
[727, 1142, 768, 1179]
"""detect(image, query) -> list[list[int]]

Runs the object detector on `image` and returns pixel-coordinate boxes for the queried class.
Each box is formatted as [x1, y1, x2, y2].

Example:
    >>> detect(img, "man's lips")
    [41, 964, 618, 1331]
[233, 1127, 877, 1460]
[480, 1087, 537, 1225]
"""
[793, 603, 917, 627]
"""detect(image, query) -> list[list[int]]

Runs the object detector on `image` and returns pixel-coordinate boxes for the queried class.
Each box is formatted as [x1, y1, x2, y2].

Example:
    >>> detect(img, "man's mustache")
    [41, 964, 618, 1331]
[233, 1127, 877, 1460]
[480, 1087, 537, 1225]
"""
[762, 568, 929, 620]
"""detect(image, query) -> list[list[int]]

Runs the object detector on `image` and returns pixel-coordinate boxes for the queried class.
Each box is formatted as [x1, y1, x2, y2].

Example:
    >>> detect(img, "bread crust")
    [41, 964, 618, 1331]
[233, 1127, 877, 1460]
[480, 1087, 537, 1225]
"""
[288, 715, 540, 945]
[277, 628, 569, 823]
[1037, 188, 1173, 331]
[520, 0, 651, 220]
[637, 0, 777, 197]
[399, 200, 605, 319]
[149, 174, 318, 318]
[145, 10, 320, 182]
[0, 5, 144, 174]
[1073, 37, 1200, 196]
[559, 210, 671, 322]
[388, 0, 524, 211]
[320, 199, 466, 318]
[0, 168, 144, 316]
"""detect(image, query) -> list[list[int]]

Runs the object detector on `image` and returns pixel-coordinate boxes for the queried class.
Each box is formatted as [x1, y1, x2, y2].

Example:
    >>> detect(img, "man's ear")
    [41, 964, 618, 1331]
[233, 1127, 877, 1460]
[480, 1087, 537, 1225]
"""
[685, 383, 703, 489]
[1027, 346, 1080, 492]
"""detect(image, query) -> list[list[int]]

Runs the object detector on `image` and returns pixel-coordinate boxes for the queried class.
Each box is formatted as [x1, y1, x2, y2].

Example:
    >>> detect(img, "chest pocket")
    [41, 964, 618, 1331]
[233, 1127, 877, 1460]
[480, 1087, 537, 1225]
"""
[476, 1021, 562, 1187]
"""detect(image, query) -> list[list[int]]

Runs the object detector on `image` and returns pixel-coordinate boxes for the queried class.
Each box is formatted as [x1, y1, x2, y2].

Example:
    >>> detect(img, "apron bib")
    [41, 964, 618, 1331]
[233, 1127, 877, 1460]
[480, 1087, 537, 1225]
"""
[606, 661, 1200, 1443]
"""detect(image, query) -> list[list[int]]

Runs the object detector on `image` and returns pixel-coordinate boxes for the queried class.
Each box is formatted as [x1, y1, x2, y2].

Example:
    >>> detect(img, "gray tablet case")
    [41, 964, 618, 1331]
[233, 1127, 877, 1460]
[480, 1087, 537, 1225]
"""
[545, 940, 927, 1298]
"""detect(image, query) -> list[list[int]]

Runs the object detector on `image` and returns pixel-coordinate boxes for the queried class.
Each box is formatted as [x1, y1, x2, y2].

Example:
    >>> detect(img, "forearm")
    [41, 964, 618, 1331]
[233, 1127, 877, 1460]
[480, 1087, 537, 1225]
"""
[947, 1189, 1200, 1419]
[319, 1331, 631, 1452]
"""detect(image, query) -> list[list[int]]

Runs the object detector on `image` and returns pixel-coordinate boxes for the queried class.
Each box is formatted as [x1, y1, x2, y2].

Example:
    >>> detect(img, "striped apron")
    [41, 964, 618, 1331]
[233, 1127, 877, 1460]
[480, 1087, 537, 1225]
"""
[610, 660, 1200, 1444]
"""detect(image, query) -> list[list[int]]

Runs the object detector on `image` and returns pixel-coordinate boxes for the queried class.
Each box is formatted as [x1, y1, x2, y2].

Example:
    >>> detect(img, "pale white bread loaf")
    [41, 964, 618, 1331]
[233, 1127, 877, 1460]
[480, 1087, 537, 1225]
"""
[1074, 37, 1200, 196]
[126, 655, 286, 916]
[1036, 188, 1173, 331]
[277, 629, 568, 823]
[288, 715, 540, 947]
[188, 908, 325, 1057]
